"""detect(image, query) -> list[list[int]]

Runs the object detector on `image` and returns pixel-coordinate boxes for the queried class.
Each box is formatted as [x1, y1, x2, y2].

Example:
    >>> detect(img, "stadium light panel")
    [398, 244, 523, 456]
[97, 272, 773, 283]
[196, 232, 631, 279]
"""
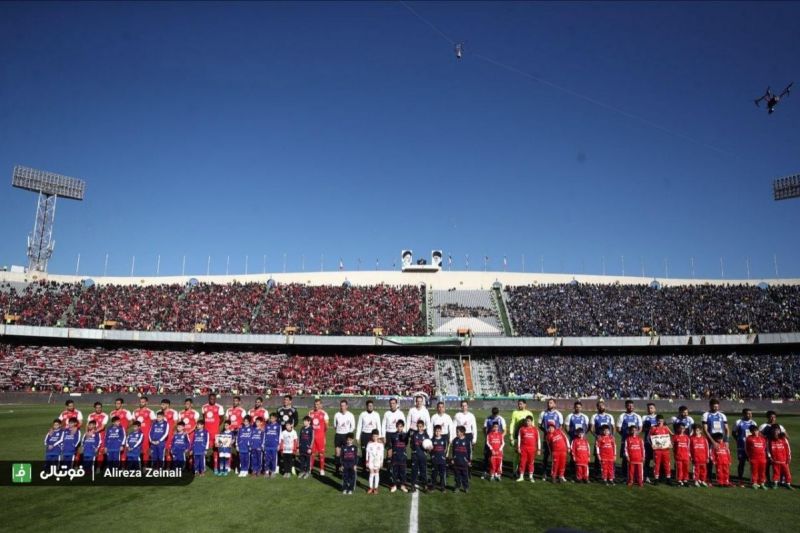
[12, 165, 85, 200]
[773, 173, 800, 201]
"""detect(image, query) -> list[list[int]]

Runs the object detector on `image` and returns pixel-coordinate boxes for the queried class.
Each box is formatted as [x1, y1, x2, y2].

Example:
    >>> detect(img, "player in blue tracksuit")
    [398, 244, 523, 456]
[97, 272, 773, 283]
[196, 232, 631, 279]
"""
[61, 418, 82, 467]
[249, 418, 266, 476]
[298, 416, 315, 477]
[81, 421, 101, 471]
[104, 416, 126, 468]
[642, 403, 659, 482]
[450, 425, 472, 492]
[237, 416, 253, 476]
[171, 422, 191, 469]
[390, 420, 409, 492]
[193, 420, 211, 475]
[341, 434, 358, 494]
[126, 421, 145, 469]
[44, 419, 65, 467]
[410, 420, 428, 491]
[430, 425, 449, 491]
[149, 411, 170, 467]
[264, 414, 281, 476]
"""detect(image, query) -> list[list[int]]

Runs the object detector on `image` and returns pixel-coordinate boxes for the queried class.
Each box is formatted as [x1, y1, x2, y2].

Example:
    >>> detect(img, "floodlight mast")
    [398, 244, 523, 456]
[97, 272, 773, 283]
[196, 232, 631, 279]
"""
[773, 173, 800, 201]
[11, 165, 85, 272]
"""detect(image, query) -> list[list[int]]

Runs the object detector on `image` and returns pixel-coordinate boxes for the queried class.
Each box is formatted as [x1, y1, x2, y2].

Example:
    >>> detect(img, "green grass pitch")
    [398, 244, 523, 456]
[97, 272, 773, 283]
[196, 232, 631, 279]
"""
[0, 404, 797, 533]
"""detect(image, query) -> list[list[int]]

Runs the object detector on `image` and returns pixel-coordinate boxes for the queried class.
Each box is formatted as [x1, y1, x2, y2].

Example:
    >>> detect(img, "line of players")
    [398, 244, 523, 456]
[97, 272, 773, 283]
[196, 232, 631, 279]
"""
[44, 394, 793, 492]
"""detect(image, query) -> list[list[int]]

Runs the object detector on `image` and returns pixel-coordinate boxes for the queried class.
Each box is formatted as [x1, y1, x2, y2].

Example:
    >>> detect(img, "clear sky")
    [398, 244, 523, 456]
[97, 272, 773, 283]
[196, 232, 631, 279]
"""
[1, 1, 798, 279]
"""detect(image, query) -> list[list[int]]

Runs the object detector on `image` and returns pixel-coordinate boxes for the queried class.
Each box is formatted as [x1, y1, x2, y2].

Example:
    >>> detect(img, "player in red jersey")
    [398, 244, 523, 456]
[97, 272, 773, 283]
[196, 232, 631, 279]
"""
[596, 425, 617, 484]
[160, 398, 180, 458]
[226, 396, 247, 472]
[672, 424, 691, 486]
[202, 392, 225, 471]
[516, 416, 540, 482]
[132, 396, 156, 463]
[710, 433, 732, 487]
[648, 414, 672, 483]
[110, 398, 133, 431]
[570, 427, 591, 482]
[308, 398, 330, 475]
[180, 398, 200, 438]
[545, 420, 569, 482]
[60, 400, 84, 429]
[625, 426, 645, 487]
[690, 424, 710, 487]
[226, 396, 247, 432]
[87, 402, 109, 467]
[249, 396, 269, 426]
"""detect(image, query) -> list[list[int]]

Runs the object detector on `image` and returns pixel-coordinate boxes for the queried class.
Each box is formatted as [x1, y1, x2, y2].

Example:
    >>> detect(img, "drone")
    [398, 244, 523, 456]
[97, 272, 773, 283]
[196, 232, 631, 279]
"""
[754, 82, 793, 114]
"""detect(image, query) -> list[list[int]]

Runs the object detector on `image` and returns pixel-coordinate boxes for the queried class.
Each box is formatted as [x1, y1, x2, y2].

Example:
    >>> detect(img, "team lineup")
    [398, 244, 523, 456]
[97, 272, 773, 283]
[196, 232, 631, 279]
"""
[44, 394, 793, 493]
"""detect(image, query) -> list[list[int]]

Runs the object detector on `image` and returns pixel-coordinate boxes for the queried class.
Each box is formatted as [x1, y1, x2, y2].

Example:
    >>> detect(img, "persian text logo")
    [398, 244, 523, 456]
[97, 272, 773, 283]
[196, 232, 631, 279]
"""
[12, 463, 32, 483]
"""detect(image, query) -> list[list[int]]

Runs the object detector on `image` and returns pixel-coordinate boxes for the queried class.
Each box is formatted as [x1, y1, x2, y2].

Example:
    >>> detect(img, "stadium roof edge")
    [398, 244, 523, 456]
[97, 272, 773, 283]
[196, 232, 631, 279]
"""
[1, 270, 798, 289]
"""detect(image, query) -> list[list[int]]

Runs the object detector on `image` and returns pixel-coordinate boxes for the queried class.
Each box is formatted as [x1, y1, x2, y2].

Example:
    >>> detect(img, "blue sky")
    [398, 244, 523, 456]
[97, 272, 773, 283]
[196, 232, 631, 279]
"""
[1, 1, 798, 279]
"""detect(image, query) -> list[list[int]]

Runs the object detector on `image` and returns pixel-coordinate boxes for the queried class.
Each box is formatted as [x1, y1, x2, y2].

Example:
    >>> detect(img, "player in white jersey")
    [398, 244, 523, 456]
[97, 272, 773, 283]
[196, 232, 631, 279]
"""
[431, 402, 455, 442]
[333, 399, 356, 475]
[453, 400, 478, 445]
[382, 398, 406, 439]
[357, 400, 382, 473]
[365, 429, 385, 494]
[407, 395, 432, 438]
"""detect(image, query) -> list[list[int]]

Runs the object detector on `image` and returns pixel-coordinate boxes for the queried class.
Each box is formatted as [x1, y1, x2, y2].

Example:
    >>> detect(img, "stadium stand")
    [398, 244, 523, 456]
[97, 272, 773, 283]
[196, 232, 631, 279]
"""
[436, 357, 466, 396]
[3, 281, 425, 335]
[496, 353, 800, 400]
[430, 289, 503, 336]
[0, 345, 435, 396]
[505, 283, 800, 336]
[469, 358, 503, 396]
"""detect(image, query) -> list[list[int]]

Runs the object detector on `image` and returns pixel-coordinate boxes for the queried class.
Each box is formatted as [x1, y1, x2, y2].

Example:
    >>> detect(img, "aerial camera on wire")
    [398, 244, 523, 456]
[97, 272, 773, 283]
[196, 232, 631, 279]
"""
[754, 82, 793, 114]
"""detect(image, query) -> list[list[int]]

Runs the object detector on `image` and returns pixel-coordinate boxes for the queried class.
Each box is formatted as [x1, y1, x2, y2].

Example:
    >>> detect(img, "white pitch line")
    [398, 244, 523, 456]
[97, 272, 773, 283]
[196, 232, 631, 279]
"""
[408, 489, 419, 533]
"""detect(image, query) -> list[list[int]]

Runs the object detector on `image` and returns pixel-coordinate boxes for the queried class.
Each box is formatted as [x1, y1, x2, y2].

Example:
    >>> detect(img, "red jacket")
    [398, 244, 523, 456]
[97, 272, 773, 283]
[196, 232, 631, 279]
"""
[597, 434, 617, 461]
[487, 431, 505, 453]
[571, 437, 590, 464]
[625, 436, 645, 462]
[690, 435, 709, 463]
[673, 434, 691, 460]
[769, 438, 792, 463]
[546, 429, 569, 454]
[518, 426, 540, 451]
[746, 434, 768, 463]
[711, 442, 731, 465]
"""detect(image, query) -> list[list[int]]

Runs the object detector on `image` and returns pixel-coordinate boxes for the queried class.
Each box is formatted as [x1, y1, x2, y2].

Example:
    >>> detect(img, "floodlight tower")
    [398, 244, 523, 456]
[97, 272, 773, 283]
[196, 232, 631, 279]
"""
[773, 173, 800, 201]
[11, 165, 86, 272]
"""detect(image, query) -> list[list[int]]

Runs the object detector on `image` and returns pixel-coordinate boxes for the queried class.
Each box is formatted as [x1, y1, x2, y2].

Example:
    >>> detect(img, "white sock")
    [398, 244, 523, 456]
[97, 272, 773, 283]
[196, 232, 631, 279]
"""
[370, 473, 377, 488]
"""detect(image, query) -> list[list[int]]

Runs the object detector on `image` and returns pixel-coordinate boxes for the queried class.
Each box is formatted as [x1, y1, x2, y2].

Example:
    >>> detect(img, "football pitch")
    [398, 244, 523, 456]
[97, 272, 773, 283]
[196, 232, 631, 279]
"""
[0, 404, 797, 533]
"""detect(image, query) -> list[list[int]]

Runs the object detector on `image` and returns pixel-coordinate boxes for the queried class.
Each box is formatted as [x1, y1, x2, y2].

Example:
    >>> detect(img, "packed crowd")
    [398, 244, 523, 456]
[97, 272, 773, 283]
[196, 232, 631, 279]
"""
[0, 345, 435, 396]
[3, 281, 424, 335]
[1, 280, 80, 326]
[506, 283, 800, 336]
[249, 284, 425, 335]
[496, 353, 800, 400]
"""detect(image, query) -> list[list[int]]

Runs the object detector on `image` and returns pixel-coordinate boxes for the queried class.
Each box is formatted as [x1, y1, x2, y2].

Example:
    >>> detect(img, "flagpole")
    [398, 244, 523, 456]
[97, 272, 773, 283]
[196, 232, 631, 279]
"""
[181, 255, 186, 276]
[156, 254, 160, 276]
[75, 253, 80, 276]
[104, 253, 109, 277]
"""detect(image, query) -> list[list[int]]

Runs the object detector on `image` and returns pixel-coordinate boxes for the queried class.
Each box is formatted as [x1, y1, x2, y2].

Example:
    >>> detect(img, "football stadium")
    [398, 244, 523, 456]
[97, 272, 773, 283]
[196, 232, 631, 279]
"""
[1, 2, 799, 533]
